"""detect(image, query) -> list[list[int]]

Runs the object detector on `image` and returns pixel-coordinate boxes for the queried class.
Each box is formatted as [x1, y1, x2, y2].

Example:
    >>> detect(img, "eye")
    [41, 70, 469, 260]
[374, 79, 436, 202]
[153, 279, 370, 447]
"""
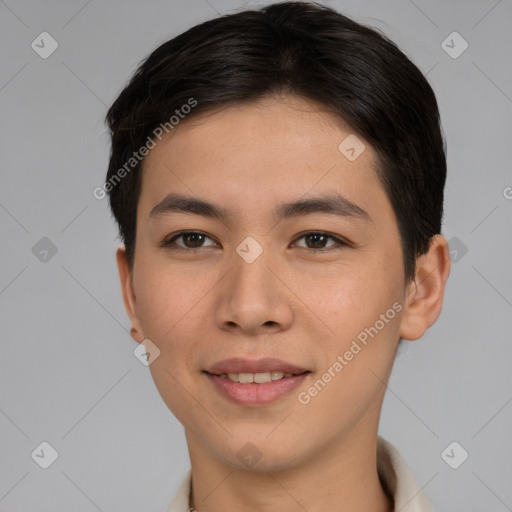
[162, 231, 218, 250]
[161, 230, 348, 251]
[292, 231, 347, 250]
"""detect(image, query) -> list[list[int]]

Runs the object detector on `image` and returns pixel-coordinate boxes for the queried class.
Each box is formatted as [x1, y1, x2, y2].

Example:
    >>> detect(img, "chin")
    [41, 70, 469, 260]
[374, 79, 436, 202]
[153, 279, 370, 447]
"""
[217, 433, 308, 473]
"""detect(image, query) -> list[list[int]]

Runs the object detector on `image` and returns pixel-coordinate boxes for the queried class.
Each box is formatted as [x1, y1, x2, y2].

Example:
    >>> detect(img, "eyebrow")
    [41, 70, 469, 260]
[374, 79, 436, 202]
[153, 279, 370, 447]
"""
[149, 192, 373, 225]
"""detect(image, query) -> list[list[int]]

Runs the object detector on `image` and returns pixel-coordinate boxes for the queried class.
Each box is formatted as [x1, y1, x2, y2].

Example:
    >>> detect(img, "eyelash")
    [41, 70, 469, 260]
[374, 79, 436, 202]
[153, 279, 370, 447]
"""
[161, 231, 349, 252]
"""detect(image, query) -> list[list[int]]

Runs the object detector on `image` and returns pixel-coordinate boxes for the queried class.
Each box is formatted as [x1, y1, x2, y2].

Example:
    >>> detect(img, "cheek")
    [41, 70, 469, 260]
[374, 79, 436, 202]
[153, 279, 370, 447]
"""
[304, 259, 402, 376]
[134, 262, 212, 340]
[135, 269, 207, 424]
[147, 358, 196, 431]
[294, 259, 392, 332]
[298, 295, 401, 437]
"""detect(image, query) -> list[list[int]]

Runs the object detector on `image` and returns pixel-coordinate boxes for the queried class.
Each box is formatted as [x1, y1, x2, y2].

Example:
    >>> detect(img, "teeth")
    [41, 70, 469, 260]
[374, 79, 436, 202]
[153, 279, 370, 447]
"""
[238, 373, 254, 384]
[254, 372, 271, 383]
[223, 371, 290, 383]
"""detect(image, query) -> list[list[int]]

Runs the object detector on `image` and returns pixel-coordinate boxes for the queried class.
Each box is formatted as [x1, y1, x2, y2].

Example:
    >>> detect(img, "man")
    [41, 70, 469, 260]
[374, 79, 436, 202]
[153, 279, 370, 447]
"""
[104, 2, 451, 510]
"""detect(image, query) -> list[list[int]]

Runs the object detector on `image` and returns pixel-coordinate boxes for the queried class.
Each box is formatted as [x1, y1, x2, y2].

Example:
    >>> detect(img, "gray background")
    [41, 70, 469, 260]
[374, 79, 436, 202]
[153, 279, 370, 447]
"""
[1, 0, 511, 510]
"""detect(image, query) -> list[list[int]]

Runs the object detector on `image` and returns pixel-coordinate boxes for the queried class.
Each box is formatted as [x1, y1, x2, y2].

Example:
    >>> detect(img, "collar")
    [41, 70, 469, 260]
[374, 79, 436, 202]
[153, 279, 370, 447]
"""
[166, 435, 435, 512]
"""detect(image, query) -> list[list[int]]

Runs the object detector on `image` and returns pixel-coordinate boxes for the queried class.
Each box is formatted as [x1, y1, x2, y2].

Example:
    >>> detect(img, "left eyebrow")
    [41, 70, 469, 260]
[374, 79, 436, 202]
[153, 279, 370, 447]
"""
[275, 193, 373, 225]
[148, 192, 373, 225]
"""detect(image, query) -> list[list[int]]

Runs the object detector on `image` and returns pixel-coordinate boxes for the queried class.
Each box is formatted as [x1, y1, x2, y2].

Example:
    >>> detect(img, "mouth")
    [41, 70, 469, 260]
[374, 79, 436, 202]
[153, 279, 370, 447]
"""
[204, 357, 310, 381]
[204, 357, 311, 406]
[205, 370, 309, 383]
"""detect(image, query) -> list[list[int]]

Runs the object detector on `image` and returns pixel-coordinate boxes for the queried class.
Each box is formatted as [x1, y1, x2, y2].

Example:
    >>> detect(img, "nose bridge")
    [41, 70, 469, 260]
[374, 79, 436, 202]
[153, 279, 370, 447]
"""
[215, 235, 292, 333]
[229, 236, 274, 301]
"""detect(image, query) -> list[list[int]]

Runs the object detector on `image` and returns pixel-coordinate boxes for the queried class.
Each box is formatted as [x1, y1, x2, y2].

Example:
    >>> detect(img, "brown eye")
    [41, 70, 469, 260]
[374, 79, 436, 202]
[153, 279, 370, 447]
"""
[163, 231, 217, 249]
[305, 233, 329, 249]
[294, 232, 346, 250]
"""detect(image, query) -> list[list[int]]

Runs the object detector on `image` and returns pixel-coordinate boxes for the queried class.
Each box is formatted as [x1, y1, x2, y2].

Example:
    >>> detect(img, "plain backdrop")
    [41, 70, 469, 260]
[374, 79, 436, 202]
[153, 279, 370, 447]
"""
[1, 0, 511, 511]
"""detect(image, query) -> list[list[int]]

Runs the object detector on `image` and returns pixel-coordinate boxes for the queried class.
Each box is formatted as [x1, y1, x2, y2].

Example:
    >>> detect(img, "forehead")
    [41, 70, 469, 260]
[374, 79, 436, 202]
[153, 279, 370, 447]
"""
[138, 94, 394, 229]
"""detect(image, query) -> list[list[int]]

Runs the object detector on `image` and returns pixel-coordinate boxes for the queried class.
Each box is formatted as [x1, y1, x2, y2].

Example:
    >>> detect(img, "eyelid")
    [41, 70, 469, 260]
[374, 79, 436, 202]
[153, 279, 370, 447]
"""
[295, 229, 351, 250]
[161, 230, 218, 249]
[161, 230, 350, 250]
[291, 231, 349, 250]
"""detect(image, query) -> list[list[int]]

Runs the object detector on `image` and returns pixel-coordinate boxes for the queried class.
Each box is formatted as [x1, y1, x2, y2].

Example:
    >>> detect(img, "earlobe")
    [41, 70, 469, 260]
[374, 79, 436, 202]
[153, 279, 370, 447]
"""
[399, 234, 451, 341]
[116, 246, 144, 343]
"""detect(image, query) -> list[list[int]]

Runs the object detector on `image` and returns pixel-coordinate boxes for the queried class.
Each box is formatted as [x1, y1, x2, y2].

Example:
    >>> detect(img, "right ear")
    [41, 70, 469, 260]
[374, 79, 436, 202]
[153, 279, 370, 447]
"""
[116, 246, 144, 343]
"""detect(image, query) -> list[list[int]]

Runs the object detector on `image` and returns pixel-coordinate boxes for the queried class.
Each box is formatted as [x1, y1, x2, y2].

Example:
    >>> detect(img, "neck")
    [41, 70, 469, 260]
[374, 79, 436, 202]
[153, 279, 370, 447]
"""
[185, 425, 393, 512]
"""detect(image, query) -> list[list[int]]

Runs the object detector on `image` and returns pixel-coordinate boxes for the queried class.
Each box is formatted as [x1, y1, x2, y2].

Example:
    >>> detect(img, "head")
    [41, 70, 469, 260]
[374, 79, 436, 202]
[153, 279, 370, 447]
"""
[105, 1, 450, 471]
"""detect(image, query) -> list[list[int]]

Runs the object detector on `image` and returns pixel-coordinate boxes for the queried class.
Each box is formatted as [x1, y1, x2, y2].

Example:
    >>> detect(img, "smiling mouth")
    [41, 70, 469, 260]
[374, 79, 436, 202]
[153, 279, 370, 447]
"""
[205, 370, 310, 384]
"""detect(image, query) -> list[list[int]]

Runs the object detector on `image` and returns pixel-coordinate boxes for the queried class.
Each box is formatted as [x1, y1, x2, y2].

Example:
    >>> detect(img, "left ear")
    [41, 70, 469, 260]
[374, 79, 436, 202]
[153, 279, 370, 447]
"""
[399, 234, 451, 341]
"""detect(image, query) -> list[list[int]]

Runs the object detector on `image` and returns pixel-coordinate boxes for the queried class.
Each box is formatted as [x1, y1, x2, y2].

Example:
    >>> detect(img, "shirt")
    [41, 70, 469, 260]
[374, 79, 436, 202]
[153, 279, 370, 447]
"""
[165, 435, 435, 512]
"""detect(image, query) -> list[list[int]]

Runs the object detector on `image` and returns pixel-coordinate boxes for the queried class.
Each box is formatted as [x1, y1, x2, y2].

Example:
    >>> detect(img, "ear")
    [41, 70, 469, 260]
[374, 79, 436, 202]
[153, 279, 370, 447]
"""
[116, 246, 144, 343]
[399, 234, 451, 341]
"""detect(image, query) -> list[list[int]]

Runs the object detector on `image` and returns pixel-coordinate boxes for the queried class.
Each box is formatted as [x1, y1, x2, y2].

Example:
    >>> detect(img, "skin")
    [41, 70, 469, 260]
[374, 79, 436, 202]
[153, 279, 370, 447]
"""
[116, 94, 451, 512]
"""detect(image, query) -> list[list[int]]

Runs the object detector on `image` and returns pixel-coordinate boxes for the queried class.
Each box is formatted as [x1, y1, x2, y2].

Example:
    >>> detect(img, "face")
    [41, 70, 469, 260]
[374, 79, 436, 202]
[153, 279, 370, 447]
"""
[118, 94, 433, 471]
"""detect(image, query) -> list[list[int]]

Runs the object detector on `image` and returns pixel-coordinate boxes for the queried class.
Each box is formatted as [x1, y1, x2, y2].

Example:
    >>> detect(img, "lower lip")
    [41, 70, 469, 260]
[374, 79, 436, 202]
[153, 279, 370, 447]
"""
[206, 373, 309, 406]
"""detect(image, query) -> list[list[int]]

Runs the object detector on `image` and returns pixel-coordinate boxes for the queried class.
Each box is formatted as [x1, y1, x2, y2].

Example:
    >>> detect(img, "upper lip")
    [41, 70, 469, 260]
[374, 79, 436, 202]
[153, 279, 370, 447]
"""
[205, 357, 309, 375]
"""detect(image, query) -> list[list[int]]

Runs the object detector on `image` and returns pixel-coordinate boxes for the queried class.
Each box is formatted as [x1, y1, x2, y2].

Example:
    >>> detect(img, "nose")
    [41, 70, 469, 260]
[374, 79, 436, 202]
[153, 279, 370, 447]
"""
[215, 245, 294, 336]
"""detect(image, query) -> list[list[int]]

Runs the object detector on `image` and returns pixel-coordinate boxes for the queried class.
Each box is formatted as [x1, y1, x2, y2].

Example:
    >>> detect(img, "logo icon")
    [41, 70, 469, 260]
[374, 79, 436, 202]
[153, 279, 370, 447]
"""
[338, 134, 366, 161]
[441, 441, 469, 469]
[134, 338, 161, 366]
[31, 32, 59, 59]
[441, 32, 468, 59]
[236, 236, 263, 263]
[32, 237, 58, 263]
[448, 236, 468, 263]
[31, 441, 59, 469]
[237, 442, 263, 468]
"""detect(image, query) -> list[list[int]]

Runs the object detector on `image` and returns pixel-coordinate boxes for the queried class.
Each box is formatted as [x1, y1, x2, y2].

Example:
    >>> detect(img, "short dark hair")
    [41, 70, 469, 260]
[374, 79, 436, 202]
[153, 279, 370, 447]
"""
[105, 0, 446, 285]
